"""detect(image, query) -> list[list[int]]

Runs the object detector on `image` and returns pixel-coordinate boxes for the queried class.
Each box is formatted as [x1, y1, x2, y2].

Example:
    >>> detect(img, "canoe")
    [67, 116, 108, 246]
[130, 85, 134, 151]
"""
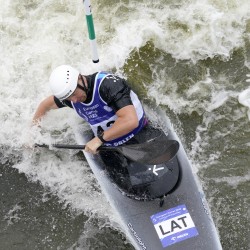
[74, 107, 222, 250]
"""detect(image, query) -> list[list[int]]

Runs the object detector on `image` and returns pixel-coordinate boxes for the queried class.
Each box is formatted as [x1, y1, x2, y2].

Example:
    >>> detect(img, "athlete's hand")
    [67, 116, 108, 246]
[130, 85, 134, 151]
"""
[84, 137, 103, 154]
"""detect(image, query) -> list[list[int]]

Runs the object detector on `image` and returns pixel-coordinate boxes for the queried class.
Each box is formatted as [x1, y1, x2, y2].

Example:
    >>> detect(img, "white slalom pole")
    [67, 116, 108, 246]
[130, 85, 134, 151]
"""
[83, 0, 99, 63]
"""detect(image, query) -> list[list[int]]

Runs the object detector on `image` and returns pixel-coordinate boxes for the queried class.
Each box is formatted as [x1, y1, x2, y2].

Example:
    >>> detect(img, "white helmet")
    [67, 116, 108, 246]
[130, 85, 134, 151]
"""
[49, 65, 79, 101]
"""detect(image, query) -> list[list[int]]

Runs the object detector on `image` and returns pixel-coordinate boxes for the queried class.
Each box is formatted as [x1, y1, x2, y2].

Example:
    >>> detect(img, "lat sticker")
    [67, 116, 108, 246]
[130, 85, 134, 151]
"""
[150, 204, 199, 247]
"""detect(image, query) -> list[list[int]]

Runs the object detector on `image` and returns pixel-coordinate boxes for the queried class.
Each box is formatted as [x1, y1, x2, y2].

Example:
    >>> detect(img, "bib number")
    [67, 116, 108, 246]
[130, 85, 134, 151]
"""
[97, 120, 115, 134]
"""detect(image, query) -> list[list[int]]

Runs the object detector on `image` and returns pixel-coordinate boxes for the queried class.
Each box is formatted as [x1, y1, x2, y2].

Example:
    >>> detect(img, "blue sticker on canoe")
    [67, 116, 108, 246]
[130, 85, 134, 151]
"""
[150, 204, 199, 248]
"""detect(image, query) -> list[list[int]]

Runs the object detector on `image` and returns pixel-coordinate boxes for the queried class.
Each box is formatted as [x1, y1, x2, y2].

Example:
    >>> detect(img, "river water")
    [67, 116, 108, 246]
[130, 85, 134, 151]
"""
[0, 0, 249, 249]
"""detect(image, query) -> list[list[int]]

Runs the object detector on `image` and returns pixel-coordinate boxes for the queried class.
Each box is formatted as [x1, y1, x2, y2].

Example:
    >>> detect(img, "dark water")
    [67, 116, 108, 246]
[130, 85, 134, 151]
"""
[0, 162, 133, 250]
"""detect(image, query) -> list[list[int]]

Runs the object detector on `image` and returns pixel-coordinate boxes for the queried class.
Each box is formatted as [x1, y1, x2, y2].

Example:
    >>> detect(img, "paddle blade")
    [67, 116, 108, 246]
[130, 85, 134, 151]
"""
[117, 139, 179, 165]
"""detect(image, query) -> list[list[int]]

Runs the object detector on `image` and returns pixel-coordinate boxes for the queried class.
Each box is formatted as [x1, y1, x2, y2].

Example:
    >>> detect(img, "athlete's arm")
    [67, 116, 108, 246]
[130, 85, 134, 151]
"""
[32, 95, 59, 125]
[103, 105, 139, 140]
[84, 75, 139, 154]
[84, 104, 139, 154]
[99, 75, 139, 139]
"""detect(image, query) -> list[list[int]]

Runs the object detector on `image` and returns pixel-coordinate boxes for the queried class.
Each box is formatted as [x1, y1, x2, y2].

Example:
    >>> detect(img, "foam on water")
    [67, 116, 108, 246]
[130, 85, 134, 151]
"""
[4, 204, 23, 226]
[0, 0, 125, 225]
[238, 76, 250, 120]
[211, 171, 250, 188]
[16, 148, 111, 216]
[97, 0, 250, 62]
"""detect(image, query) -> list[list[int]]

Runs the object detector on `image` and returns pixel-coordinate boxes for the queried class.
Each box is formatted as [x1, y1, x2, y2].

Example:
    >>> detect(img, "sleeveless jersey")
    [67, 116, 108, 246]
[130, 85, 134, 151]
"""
[72, 72, 146, 146]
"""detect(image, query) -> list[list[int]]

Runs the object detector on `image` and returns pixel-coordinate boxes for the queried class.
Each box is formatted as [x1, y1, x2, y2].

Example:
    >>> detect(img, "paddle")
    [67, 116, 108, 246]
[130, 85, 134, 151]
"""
[35, 138, 179, 165]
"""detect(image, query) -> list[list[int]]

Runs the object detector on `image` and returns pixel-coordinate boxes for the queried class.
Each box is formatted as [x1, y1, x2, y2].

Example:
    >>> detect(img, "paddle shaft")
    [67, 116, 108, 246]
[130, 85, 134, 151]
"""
[35, 143, 115, 151]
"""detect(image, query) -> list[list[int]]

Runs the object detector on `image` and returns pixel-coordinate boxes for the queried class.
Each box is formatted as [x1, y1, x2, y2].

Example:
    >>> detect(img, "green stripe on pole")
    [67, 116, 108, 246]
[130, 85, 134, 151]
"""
[86, 15, 96, 40]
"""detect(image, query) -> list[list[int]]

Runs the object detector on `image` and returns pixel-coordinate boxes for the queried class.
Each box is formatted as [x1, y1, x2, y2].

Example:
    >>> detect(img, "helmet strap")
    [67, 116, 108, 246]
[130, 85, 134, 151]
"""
[77, 83, 86, 93]
[78, 75, 88, 95]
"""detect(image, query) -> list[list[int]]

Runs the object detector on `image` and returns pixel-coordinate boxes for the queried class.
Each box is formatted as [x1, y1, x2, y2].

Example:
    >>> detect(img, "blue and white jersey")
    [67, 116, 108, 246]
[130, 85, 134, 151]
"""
[72, 72, 145, 146]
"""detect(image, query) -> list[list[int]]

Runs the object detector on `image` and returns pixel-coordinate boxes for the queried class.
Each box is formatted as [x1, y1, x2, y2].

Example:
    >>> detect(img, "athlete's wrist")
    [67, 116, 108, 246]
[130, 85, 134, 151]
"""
[97, 131, 107, 143]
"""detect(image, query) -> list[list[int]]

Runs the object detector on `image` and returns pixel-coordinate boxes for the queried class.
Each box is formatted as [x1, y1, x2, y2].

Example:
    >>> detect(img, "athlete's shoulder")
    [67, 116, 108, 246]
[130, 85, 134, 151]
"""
[101, 74, 128, 87]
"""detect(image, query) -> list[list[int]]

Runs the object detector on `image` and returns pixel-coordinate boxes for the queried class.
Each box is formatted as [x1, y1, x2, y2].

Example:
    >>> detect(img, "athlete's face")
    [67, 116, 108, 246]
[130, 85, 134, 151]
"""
[66, 76, 87, 103]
